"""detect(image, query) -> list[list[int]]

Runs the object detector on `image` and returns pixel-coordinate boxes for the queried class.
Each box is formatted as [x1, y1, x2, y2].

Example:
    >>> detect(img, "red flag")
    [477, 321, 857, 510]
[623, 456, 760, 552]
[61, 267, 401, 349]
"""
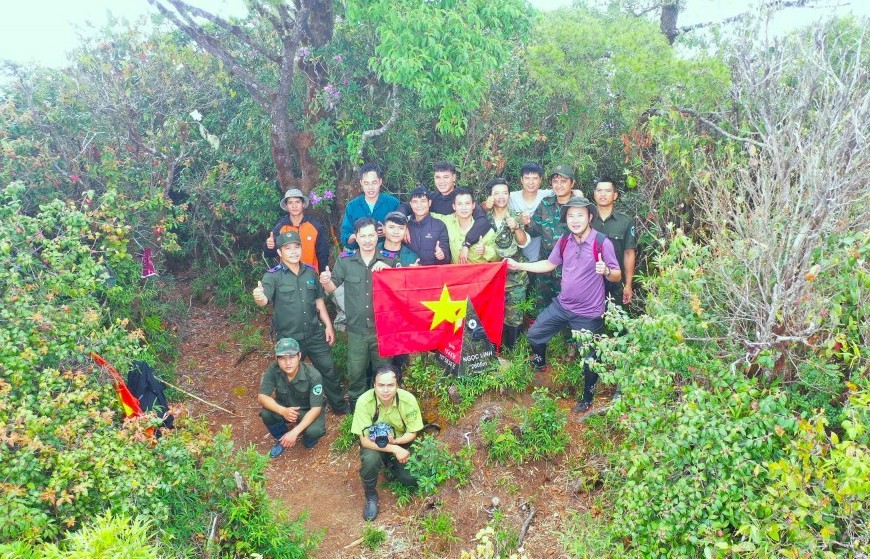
[372, 262, 507, 357]
[90, 353, 143, 418]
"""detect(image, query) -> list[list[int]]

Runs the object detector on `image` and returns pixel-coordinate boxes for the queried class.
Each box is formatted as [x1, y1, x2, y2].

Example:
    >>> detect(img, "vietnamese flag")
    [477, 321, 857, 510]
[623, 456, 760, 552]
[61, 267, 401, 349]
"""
[90, 353, 144, 418]
[372, 262, 507, 357]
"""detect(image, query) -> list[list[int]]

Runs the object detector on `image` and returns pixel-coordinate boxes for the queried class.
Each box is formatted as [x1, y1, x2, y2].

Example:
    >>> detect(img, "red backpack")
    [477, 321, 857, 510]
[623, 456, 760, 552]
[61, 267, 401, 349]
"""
[558, 231, 607, 261]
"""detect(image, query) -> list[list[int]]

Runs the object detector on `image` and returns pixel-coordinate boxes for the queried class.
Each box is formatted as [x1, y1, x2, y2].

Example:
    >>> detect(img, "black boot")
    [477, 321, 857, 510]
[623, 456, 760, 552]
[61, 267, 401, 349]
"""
[362, 477, 379, 521]
[530, 343, 547, 370]
[502, 324, 521, 351]
[573, 369, 599, 412]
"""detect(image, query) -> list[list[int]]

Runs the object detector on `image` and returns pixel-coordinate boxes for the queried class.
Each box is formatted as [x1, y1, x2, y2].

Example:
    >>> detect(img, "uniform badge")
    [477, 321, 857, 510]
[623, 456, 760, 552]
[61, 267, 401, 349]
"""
[312, 384, 323, 396]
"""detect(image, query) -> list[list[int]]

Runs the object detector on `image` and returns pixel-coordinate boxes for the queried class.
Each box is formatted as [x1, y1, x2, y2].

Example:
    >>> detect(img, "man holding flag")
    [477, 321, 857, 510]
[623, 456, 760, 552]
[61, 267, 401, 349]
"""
[506, 196, 621, 412]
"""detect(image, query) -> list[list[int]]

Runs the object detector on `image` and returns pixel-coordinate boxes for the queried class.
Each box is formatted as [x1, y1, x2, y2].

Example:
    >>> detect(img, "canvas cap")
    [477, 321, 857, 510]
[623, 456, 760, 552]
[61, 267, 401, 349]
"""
[280, 188, 309, 211]
[274, 337, 301, 356]
[384, 211, 408, 225]
[559, 196, 597, 223]
[275, 230, 302, 248]
[549, 164, 575, 181]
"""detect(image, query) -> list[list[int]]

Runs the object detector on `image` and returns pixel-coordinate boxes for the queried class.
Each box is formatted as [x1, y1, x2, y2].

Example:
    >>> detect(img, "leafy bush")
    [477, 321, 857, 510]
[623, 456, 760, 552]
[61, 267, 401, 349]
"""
[0, 184, 314, 556]
[482, 389, 569, 464]
[330, 414, 357, 453]
[407, 437, 474, 495]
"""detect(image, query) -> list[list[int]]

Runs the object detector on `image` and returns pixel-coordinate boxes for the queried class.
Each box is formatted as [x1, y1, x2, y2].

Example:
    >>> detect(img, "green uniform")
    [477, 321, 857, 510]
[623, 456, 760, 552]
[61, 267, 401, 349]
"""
[261, 263, 344, 411]
[487, 211, 529, 327]
[441, 214, 498, 264]
[594, 211, 637, 306]
[331, 250, 397, 406]
[526, 194, 569, 312]
[258, 361, 326, 442]
[352, 388, 424, 485]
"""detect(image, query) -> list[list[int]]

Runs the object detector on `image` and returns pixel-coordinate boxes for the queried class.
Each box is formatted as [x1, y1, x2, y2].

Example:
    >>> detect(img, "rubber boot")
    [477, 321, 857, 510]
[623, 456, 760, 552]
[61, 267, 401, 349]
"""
[502, 324, 520, 351]
[573, 369, 599, 412]
[362, 477, 379, 521]
[530, 343, 547, 370]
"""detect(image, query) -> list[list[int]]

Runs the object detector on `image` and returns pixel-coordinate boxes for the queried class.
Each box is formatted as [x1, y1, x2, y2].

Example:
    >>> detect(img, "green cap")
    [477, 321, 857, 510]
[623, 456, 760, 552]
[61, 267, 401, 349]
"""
[549, 164, 575, 181]
[274, 337, 300, 356]
[276, 231, 302, 249]
[280, 188, 309, 210]
[560, 196, 597, 223]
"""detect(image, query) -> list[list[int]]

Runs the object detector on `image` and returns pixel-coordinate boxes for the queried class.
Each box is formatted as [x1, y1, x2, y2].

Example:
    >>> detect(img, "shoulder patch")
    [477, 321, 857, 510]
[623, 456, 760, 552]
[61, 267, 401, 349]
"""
[312, 384, 323, 396]
[303, 263, 315, 270]
[630, 225, 636, 237]
[267, 263, 286, 273]
[340, 250, 356, 258]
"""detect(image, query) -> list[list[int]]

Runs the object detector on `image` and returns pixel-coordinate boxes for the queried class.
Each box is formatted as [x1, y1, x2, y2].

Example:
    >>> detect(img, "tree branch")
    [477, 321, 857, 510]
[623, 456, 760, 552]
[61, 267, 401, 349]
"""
[356, 84, 401, 162]
[647, 107, 765, 148]
[676, 0, 819, 38]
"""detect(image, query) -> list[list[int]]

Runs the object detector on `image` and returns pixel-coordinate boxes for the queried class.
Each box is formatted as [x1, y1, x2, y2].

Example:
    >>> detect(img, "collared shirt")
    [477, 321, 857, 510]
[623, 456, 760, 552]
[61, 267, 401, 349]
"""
[509, 189, 554, 261]
[259, 361, 325, 410]
[261, 263, 324, 340]
[594, 211, 637, 275]
[351, 388, 424, 438]
[331, 249, 396, 334]
[263, 214, 330, 273]
[527, 194, 569, 258]
[441, 214, 498, 264]
[377, 241, 419, 267]
[548, 228, 620, 317]
[340, 193, 400, 247]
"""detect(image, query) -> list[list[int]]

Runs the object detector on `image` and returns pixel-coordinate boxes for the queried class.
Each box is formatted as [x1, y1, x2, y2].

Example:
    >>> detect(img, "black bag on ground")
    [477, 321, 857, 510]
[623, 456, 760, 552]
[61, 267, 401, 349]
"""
[127, 361, 175, 430]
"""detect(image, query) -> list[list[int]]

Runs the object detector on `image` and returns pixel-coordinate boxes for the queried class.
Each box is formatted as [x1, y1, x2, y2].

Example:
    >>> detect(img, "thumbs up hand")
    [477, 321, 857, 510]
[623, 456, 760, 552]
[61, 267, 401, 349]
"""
[252, 280, 267, 305]
[319, 266, 332, 285]
[434, 241, 445, 261]
[595, 253, 607, 276]
[474, 235, 485, 256]
[266, 231, 276, 250]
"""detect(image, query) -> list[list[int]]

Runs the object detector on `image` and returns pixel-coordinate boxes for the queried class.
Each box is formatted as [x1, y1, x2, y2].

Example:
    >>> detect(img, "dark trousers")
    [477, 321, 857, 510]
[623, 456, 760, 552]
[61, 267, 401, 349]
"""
[359, 444, 417, 486]
[347, 332, 389, 407]
[298, 333, 345, 411]
[260, 408, 326, 442]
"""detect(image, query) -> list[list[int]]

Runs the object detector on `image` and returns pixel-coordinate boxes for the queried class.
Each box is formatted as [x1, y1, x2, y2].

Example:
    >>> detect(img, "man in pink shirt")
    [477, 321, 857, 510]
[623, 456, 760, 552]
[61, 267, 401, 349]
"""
[506, 196, 621, 412]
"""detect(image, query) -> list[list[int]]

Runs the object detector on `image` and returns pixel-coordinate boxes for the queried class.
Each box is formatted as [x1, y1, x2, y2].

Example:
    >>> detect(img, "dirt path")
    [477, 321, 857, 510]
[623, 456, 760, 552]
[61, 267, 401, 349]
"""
[175, 298, 597, 558]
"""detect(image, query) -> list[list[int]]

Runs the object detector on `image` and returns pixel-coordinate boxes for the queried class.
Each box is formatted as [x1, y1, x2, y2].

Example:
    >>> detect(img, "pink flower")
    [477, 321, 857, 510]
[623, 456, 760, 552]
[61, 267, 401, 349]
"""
[323, 190, 335, 200]
[70, 174, 80, 182]
[310, 192, 321, 205]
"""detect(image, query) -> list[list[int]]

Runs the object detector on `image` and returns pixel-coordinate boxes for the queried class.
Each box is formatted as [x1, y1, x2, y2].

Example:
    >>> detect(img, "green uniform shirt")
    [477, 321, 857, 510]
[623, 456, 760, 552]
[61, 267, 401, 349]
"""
[261, 263, 325, 341]
[594, 211, 637, 275]
[259, 361, 325, 410]
[526, 194, 569, 257]
[351, 388, 424, 438]
[331, 250, 396, 335]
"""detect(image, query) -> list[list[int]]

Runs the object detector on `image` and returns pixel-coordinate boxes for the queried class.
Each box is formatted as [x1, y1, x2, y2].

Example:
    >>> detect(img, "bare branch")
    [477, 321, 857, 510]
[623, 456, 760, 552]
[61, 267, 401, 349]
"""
[356, 85, 401, 162]
[647, 107, 765, 148]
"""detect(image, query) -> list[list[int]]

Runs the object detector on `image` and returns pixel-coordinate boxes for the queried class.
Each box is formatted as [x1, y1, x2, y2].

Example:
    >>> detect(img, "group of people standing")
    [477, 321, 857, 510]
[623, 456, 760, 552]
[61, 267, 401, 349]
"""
[251, 161, 637, 520]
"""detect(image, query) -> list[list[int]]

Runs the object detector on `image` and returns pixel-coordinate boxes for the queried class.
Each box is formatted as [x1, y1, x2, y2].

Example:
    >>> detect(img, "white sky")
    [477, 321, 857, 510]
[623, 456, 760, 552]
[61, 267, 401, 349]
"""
[0, 0, 867, 67]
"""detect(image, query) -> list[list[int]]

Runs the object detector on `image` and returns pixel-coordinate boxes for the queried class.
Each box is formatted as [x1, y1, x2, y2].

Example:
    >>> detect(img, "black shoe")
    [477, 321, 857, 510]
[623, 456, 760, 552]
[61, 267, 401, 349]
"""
[530, 343, 547, 370]
[362, 477, 379, 521]
[572, 400, 593, 413]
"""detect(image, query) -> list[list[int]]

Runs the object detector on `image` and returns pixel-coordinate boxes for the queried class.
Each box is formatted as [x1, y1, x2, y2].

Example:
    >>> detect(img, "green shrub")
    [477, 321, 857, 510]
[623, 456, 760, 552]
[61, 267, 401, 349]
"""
[361, 525, 387, 551]
[407, 437, 474, 495]
[330, 414, 357, 453]
[482, 388, 569, 464]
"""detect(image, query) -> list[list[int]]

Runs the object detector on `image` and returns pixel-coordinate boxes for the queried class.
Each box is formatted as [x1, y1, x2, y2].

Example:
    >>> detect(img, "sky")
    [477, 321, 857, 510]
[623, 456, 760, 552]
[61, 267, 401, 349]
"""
[0, 0, 868, 68]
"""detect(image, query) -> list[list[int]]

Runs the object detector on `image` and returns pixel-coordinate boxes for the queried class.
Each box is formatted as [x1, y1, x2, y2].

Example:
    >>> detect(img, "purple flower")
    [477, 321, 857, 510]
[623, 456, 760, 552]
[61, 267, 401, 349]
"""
[323, 190, 335, 200]
[332, 54, 343, 62]
[310, 192, 321, 205]
[342, 80, 349, 86]
[297, 47, 310, 60]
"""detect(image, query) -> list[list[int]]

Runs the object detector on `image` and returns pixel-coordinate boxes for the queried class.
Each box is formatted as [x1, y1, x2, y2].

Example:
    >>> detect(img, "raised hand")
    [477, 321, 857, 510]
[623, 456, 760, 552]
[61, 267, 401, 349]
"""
[520, 212, 531, 226]
[474, 235, 485, 256]
[434, 241, 445, 261]
[595, 253, 607, 275]
[266, 231, 276, 249]
[319, 265, 332, 285]
[252, 280, 267, 305]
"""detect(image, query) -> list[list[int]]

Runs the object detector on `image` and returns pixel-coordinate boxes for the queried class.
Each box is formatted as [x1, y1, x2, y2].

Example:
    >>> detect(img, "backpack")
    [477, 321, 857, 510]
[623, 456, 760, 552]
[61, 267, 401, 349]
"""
[558, 231, 607, 262]
[127, 361, 175, 430]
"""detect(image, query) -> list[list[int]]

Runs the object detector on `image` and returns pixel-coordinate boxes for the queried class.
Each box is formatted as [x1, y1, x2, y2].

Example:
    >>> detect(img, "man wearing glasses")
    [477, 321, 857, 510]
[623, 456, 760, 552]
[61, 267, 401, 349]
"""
[257, 337, 326, 459]
[591, 177, 637, 307]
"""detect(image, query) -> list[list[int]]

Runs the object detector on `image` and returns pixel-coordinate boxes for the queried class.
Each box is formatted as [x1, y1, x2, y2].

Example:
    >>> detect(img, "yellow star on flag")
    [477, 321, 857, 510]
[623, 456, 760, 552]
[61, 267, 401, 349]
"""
[421, 285, 467, 332]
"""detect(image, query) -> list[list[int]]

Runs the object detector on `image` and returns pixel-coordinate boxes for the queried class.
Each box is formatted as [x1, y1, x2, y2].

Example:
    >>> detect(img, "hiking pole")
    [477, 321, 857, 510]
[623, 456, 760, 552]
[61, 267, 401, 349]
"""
[158, 376, 239, 417]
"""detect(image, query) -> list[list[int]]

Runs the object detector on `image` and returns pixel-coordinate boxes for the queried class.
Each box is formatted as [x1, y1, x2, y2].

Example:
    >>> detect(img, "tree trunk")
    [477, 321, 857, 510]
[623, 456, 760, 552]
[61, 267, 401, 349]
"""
[660, 3, 679, 45]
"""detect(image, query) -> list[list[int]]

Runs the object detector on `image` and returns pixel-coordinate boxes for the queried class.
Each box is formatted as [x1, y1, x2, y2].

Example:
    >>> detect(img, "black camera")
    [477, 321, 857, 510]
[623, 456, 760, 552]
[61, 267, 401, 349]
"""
[367, 422, 394, 448]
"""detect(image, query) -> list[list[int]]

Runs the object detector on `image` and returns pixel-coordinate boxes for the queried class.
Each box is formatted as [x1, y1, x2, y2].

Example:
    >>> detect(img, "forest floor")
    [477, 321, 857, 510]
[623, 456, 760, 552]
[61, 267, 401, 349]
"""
[173, 290, 609, 558]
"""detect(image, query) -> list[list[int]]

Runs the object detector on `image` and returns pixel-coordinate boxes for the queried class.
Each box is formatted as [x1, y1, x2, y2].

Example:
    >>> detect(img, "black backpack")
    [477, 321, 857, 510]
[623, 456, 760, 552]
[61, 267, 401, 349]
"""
[127, 361, 175, 430]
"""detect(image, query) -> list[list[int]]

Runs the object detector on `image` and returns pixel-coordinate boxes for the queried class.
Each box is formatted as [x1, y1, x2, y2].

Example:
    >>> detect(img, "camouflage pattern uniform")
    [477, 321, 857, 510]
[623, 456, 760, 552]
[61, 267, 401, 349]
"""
[525, 194, 568, 313]
[487, 211, 528, 327]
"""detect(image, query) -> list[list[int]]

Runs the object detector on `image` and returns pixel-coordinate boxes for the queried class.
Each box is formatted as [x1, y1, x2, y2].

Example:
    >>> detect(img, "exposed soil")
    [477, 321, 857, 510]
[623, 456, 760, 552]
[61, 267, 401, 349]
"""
[174, 294, 606, 558]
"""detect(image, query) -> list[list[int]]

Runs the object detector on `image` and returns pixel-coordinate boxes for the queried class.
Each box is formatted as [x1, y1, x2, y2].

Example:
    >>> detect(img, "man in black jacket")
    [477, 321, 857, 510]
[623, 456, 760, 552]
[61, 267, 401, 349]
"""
[405, 187, 451, 265]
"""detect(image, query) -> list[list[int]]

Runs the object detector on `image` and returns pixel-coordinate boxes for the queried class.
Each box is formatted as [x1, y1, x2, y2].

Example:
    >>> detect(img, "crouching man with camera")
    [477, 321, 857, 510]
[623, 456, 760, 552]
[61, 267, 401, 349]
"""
[350, 365, 423, 521]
